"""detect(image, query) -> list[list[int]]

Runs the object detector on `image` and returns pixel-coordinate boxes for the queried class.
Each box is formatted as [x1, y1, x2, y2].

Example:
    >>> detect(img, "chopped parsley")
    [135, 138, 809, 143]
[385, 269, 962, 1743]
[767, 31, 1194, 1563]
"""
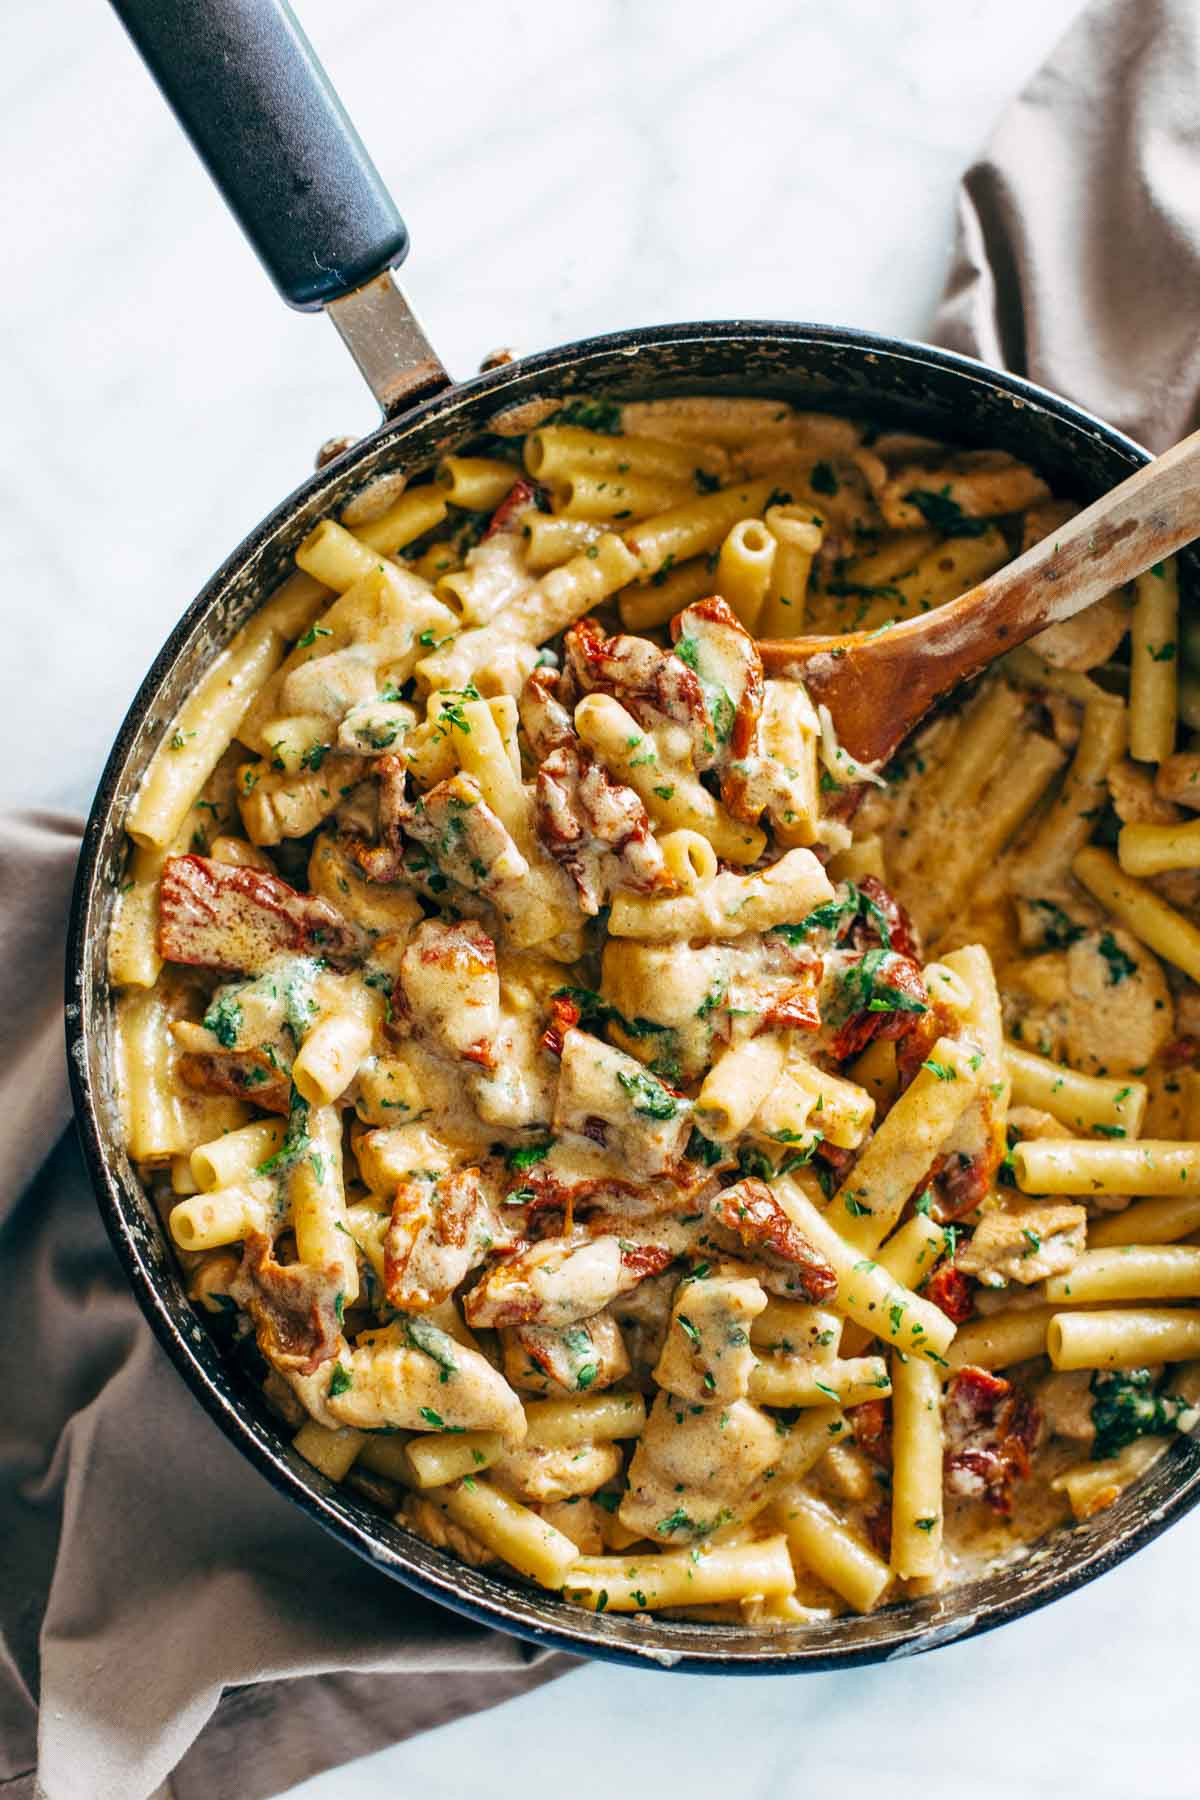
[685, 1129, 726, 1167]
[552, 985, 673, 1041]
[1098, 932, 1137, 985]
[256, 1088, 312, 1178]
[1090, 1368, 1197, 1461]
[655, 1505, 732, 1539]
[506, 1140, 555, 1172]
[616, 1066, 678, 1120]
[922, 1059, 957, 1082]
[416, 1406, 464, 1433]
[831, 947, 926, 1024]
[202, 991, 243, 1049]
[296, 624, 333, 649]
[672, 635, 735, 744]
[902, 485, 988, 537]
[1028, 899, 1086, 949]
[328, 1362, 353, 1397]
[557, 397, 623, 434]
[772, 881, 893, 949]
[405, 1317, 459, 1382]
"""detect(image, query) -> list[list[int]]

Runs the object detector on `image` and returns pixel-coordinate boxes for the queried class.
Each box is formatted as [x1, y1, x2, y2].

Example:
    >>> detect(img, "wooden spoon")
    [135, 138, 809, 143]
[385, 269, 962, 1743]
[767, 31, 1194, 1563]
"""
[757, 430, 1200, 766]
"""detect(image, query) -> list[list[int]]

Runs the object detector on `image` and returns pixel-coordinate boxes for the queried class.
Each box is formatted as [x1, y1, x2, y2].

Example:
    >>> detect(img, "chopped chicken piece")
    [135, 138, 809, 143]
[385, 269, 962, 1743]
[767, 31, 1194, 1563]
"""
[231, 1232, 344, 1375]
[1155, 752, 1200, 812]
[553, 1027, 693, 1178]
[177, 1047, 292, 1113]
[1006, 1105, 1075, 1140]
[653, 1271, 766, 1403]
[1035, 1369, 1096, 1444]
[723, 678, 821, 845]
[505, 1137, 708, 1223]
[1039, 690, 1082, 752]
[519, 661, 580, 758]
[463, 1233, 674, 1330]
[536, 741, 673, 913]
[877, 451, 1050, 531]
[158, 853, 363, 973]
[537, 1497, 604, 1554]
[398, 772, 529, 897]
[490, 1442, 622, 1504]
[1062, 928, 1172, 1073]
[308, 829, 423, 938]
[237, 755, 369, 846]
[401, 1494, 498, 1567]
[1013, 896, 1099, 952]
[599, 931, 827, 1084]
[317, 1322, 525, 1437]
[346, 752, 408, 883]
[957, 1202, 1087, 1287]
[499, 1311, 631, 1396]
[669, 595, 764, 772]
[1006, 928, 1172, 1074]
[1019, 499, 1080, 555]
[709, 1178, 838, 1302]
[396, 918, 500, 1068]
[609, 1269, 678, 1379]
[384, 1168, 511, 1312]
[1028, 593, 1130, 670]
[620, 1392, 780, 1542]
[943, 1365, 1041, 1515]
[1108, 758, 1182, 826]
[521, 659, 676, 912]
[469, 1004, 559, 1132]
[819, 1441, 878, 1503]
[565, 614, 711, 760]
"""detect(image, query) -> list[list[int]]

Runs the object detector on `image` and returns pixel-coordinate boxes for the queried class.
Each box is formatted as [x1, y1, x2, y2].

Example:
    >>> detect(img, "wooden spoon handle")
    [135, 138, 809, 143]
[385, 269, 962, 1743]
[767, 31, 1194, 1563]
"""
[760, 425, 1200, 765]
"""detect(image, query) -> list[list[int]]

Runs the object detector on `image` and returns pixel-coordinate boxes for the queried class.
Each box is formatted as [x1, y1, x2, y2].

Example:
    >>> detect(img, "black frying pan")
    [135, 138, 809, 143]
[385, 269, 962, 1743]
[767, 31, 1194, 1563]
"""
[66, 0, 1200, 1672]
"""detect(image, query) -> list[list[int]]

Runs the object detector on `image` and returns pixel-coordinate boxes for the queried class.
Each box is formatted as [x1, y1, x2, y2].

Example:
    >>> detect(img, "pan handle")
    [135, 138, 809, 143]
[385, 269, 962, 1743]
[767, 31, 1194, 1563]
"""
[108, 0, 450, 413]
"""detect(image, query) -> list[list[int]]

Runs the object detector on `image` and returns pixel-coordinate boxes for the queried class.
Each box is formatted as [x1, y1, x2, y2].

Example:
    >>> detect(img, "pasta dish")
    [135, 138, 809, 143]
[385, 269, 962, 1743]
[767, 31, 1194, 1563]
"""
[108, 394, 1200, 1623]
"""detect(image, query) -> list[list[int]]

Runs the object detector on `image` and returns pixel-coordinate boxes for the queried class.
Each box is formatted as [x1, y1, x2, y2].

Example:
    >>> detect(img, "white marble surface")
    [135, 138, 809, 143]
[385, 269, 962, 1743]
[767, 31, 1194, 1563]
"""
[10, 0, 1197, 1795]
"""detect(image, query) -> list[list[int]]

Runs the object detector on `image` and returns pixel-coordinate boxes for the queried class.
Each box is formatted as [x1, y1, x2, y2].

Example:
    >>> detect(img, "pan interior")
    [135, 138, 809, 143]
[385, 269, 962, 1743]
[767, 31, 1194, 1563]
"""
[67, 322, 1200, 1670]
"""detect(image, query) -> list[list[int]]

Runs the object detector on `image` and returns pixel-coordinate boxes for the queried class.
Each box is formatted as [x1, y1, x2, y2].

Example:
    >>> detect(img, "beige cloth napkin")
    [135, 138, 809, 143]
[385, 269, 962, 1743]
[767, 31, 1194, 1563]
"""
[8, 0, 1200, 1793]
[0, 812, 570, 1800]
[934, 0, 1200, 453]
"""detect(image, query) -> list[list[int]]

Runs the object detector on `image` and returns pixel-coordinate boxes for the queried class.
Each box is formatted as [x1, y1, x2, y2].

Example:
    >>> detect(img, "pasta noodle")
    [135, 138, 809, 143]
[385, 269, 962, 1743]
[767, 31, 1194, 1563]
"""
[889, 1351, 944, 1581]
[1129, 560, 1179, 763]
[1047, 1308, 1200, 1370]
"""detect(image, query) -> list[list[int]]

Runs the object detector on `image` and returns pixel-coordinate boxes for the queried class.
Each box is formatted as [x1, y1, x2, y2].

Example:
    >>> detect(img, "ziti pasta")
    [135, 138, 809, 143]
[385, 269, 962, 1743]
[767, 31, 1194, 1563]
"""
[109, 395, 1200, 1623]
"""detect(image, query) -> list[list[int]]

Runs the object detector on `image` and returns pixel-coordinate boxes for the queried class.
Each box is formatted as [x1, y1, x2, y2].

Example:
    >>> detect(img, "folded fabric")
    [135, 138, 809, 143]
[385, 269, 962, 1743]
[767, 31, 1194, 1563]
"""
[933, 0, 1200, 452]
[0, 816, 569, 1800]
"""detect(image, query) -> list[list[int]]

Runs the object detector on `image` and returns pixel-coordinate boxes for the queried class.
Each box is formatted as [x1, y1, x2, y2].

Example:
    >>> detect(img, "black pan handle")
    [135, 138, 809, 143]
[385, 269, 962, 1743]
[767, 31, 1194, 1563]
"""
[108, 0, 410, 313]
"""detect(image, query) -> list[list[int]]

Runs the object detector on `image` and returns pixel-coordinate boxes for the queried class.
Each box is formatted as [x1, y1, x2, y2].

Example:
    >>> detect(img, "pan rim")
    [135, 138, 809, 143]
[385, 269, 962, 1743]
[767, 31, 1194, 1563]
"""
[65, 317, 1200, 1673]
